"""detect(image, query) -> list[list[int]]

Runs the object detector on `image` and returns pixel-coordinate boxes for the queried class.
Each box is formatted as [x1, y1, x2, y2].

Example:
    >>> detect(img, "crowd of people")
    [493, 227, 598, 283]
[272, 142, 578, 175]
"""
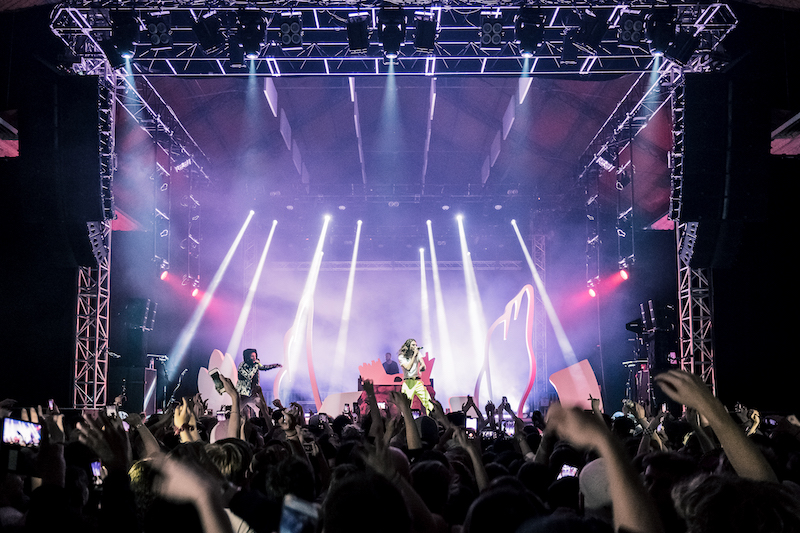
[1, 354, 799, 533]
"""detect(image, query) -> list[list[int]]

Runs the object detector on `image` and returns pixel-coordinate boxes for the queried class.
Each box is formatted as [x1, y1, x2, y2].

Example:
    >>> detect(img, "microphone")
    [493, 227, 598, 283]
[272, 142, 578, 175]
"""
[108, 351, 121, 359]
[418, 346, 424, 350]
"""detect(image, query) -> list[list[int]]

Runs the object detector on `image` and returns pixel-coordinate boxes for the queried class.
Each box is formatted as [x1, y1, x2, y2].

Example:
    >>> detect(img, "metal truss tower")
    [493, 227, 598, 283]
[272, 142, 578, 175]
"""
[531, 234, 549, 410]
[74, 223, 113, 408]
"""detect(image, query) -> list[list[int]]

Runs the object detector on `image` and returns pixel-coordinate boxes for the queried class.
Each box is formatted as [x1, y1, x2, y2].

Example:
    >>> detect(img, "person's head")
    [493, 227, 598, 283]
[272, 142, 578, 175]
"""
[206, 438, 253, 487]
[385, 352, 392, 362]
[323, 471, 411, 533]
[399, 339, 417, 357]
[243, 348, 258, 364]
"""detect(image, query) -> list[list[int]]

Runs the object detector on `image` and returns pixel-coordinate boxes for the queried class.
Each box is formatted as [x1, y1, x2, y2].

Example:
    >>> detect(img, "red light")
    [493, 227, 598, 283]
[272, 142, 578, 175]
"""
[192, 288, 199, 297]
[588, 288, 597, 298]
[160, 270, 168, 281]
[620, 269, 629, 281]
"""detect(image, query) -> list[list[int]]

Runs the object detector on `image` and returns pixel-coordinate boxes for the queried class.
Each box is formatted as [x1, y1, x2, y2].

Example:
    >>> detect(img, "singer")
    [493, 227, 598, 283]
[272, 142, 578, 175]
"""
[236, 348, 282, 398]
[397, 338, 434, 414]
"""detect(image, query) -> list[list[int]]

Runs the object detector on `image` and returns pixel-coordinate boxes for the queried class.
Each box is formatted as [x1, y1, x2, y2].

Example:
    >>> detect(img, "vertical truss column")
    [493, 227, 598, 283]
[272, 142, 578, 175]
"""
[585, 169, 601, 290]
[74, 223, 112, 408]
[531, 234, 549, 409]
[676, 224, 715, 393]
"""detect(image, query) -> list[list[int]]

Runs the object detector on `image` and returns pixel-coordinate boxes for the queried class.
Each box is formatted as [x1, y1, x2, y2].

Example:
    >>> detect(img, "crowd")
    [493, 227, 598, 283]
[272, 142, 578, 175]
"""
[1, 367, 799, 533]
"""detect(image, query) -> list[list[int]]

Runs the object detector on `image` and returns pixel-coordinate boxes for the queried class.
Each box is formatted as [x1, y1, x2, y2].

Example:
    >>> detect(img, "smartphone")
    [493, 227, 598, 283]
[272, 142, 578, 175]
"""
[465, 417, 477, 431]
[411, 409, 421, 420]
[209, 368, 224, 394]
[216, 410, 226, 422]
[105, 404, 118, 418]
[557, 464, 579, 480]
[343, 403, 351, 414]
[304, 411, 311, 425]
[480, 429, 495, 440]
[502, 420, 515, 433]
[48, 399, 54, 411]
[1, 418, 42, 448]
[376, 402, 386, 410]
[279, 493, 319, 533]
[318, 413, 328, 423]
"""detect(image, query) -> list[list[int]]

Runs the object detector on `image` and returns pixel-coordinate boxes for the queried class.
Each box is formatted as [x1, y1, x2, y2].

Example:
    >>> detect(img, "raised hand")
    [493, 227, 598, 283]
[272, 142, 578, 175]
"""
[654, 370, 718, 414]
[77, 412, 132, 474]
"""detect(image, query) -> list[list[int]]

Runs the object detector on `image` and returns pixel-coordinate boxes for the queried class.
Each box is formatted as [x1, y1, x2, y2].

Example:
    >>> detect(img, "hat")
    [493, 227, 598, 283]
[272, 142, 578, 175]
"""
[579, 458, 611, 510]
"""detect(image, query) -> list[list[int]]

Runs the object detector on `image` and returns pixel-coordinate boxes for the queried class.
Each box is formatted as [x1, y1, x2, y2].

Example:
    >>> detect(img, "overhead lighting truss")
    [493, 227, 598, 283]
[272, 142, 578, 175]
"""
[51, 2, 738, 77]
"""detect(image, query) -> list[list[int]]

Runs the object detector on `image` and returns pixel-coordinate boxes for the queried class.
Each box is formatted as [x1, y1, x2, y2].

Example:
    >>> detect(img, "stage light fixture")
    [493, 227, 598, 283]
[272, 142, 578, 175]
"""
[278, 13, 303, 50]
[160, 270, 169, 281]
[347, 12, 371, 54]
[620, 269, 629, 281]
[618, 11, 645, 49]
[237, 9, 266, 59]
[514, 7, 544, 58]
[145, 13, 172, 50]
[103, 10, 139, 65]
[561, 29, 579, 65]
[480, 13, 504, 50]
[378, 5, 406, 59]
[192, 12, 225, 55]
[413, 11, 437, 53]
[645, 9, 675, 57]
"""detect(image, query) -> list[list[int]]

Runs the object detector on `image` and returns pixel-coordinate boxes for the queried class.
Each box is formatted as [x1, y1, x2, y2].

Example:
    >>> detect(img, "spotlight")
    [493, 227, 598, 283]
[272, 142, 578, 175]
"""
[192, 288, 200, 298]
[101, 10, 139, 65]
[145, 13, 172, 50]
[347, 12, 371, 54]
[338, 205, 346, 210]
[193, 12, 225, 55]
[494, 205, 503, 210]
[160, 269, 169, 281]
[618, 11, 645, 49]
[645, 9, 675, 57]
[378, 5, 406, 59]
[413, 11, 437, 53]
[620, 269, 629, 281]
[441, 205, 450, 210]
[514, 7, 544, 58]
[278, 13, 303, 50]
[588, 287, 597, 298]
[480, 13, 504, 50]
[237, 9, 266, 59]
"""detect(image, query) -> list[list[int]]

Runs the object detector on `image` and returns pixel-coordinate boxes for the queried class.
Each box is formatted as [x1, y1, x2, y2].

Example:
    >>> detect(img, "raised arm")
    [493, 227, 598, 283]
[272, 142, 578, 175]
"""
[220, 375, 241, 440]
[548, 404, 664, 533]
[654, 369, 778, 483]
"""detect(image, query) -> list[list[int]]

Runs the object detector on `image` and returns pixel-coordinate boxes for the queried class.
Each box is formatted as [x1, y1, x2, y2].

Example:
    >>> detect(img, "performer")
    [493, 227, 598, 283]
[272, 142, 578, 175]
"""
[397, 339, 434, 414]
[382, 352, 400, 374]
[236, 348, 281, 398]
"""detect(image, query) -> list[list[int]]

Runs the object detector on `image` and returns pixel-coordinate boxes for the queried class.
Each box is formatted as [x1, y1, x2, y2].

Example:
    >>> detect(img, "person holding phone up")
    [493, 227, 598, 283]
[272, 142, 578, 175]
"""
[397, 338, 434, 415]
[236, 348, 281, 399]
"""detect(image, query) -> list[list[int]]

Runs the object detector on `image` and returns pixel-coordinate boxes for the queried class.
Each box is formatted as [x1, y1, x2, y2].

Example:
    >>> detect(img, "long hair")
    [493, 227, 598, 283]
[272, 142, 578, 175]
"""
[398, 338, 416, 358]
